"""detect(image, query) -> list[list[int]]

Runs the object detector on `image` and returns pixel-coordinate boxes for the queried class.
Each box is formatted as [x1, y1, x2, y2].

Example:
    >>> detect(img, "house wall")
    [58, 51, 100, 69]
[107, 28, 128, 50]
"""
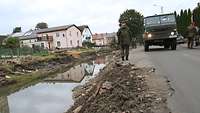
[37, 26, 82, 49]
[66, 26, 82, 48]
[82, 28, 93, 43]
[20, 39, 38, 48]
[93, 39, 104, 46]
[37, 30, 67, 49]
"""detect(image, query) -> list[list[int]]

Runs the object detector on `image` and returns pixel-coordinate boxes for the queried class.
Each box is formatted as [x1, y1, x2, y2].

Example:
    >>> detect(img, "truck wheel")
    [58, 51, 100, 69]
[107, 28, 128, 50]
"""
[164, 41, 170, 49]
[164, 43, 170, 49]
[171, 40, 177, 50]
[144, 42, 149, 52]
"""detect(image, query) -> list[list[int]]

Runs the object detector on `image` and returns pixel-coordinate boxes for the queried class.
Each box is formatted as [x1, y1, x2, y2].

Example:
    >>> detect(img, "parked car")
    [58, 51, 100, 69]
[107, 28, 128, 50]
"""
[177, 35, 186, 44]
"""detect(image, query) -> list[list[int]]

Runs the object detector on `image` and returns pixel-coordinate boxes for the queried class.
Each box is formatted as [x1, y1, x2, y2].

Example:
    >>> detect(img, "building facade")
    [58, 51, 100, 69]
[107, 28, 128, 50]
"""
[92, 32, 117, 46]
[37, 25, 82, 49]
[78, 25, 93, 43]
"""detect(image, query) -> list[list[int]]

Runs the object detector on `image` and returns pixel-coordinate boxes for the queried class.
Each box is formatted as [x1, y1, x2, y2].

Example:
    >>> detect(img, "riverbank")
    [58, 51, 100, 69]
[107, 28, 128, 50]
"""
[0, 47, 113, 96]
[66, 49, 171, 113]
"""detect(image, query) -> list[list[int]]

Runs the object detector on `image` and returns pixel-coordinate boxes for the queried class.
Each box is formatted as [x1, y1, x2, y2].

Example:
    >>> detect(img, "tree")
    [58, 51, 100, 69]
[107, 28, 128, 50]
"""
[35, 22, 48, 29]
[5, 37, 20, 48]
[119, 9, 144, 38]
[13, 27, 22, 33]
[193, 4, 200, 27]
[176, 9, 192, 37]
[5, 37, 20, 57]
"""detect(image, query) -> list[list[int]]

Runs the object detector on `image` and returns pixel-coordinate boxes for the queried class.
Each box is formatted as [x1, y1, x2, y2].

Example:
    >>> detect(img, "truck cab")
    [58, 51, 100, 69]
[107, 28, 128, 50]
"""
[143, 13, 178, 51]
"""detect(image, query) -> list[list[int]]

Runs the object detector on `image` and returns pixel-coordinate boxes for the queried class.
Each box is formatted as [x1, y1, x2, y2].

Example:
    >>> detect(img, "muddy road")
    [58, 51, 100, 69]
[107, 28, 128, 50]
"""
[131, 45, 200, 113]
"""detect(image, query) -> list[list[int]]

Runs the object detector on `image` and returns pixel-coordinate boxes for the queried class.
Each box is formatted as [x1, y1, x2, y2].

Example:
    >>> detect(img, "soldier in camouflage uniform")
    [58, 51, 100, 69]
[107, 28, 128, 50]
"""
[187, 24, 197, 49]
[117, 22, 131, 61]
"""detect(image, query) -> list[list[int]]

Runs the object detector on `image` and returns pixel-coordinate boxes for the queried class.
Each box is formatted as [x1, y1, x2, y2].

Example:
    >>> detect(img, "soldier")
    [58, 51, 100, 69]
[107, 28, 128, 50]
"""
[117, 22, 131, 61]
[187, 24, 197, 49]
[132, 37, 137, 49]
[195, 27, 200, 46]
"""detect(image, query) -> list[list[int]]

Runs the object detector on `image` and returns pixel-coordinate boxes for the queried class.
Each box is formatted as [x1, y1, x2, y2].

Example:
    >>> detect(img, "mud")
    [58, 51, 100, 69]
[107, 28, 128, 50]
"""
[66, 61, 171, 113]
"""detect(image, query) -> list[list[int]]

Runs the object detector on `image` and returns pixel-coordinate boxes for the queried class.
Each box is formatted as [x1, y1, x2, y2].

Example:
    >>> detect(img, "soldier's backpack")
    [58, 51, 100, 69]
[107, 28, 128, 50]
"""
[119, 28, 131, 45]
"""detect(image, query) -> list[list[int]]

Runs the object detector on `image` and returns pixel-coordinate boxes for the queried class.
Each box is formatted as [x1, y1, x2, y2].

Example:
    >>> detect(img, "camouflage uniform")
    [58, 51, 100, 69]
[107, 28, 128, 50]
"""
[117, 24, 131, 61]
[187, 25, 197, 49]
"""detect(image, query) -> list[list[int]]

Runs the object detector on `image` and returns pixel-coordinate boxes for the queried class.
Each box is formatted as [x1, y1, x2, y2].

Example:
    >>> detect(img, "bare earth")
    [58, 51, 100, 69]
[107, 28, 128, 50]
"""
[66, 49, 172, 113]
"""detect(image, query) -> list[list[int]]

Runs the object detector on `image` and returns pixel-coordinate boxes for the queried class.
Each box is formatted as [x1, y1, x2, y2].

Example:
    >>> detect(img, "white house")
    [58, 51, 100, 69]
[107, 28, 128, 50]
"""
[78, 25, 93, 43]
[19, 30, 40, 48]
[37, 24, 82, 49]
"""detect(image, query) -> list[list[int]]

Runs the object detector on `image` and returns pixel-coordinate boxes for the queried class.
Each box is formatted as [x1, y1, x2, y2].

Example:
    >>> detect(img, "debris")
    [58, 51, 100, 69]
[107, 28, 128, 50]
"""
[73, 105, 82, 113]
[66, 63, 169, 113]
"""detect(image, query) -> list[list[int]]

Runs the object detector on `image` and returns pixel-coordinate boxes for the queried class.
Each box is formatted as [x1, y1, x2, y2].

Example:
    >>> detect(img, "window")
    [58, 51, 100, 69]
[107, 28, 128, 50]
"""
[77, 32, 79, 36]
[77, 40, 80, 46]
[69, 31, 72, 36]
[63, 34, 65, 37]
[41, 43, 45, 48]
[56, 32, 60, 37]
[57, 41, 61, 47]
[70, 40, 73, 46]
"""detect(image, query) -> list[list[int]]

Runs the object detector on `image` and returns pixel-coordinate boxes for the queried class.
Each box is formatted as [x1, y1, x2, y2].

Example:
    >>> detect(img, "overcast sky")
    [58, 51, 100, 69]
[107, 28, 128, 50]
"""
[0, 0, 199, 35]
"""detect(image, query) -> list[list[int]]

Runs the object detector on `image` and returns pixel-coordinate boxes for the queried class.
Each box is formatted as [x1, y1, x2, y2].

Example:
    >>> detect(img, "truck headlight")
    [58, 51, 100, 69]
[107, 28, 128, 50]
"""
[171, 32, 175, 35]
[148, 34, 152, 38]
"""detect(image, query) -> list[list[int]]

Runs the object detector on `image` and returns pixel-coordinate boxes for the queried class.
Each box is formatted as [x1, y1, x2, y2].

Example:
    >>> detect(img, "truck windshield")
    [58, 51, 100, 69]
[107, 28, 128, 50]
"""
[145, 14, 176, 27]
[160, 15, 175, 24]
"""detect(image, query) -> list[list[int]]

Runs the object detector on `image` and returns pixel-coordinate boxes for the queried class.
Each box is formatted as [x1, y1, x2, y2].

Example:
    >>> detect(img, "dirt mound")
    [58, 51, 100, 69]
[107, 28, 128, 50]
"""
[66, 62, 169, 113]
[13, 55, 74, 72]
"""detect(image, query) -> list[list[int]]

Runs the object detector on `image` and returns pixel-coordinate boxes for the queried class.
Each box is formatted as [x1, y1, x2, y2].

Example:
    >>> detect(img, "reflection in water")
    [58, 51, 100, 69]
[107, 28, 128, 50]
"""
[0, 56, 107, 113]
[46, 62, 95, 82]
[0, 96, 10, 113]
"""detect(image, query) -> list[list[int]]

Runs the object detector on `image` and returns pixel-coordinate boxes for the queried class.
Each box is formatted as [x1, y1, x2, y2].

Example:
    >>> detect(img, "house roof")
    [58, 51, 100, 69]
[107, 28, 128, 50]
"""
[10, 32, 24, 37]
[19, 30, 38, 40]
[92, 33, 104, 40]
[78, 25, 93, 35]
[92, 32, 116, 40]
[78, 25, 89, 33]
[36, 24, 79, 34]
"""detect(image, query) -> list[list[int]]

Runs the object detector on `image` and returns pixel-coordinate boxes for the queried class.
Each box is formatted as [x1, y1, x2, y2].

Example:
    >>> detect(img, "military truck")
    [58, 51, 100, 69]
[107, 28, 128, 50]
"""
[143, 13, 178, 51]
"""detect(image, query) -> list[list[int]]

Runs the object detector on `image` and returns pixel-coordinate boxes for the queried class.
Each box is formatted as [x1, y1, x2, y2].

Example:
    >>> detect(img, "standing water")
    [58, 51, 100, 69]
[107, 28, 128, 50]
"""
[0, 56, 108, 113]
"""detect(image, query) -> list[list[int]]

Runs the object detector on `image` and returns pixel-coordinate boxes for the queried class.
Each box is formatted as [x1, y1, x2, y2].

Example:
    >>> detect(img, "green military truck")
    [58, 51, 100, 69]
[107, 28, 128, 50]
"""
[143, 13, 178, 51]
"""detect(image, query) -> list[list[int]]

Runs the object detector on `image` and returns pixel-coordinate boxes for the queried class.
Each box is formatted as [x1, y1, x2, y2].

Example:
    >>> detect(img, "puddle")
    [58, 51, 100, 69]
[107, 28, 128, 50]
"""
[0, 56, 108, 113]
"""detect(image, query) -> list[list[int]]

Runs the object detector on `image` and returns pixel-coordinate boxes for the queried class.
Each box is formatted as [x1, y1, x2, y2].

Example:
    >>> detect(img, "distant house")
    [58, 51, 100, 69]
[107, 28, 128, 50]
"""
[92, 33, 105, 46]
[9, 32, 24, 38]
[19, 30, 40, 48]
[78, 25, 93, 43]
[92, 32, 117, 46]
[37, 24, 82, 49]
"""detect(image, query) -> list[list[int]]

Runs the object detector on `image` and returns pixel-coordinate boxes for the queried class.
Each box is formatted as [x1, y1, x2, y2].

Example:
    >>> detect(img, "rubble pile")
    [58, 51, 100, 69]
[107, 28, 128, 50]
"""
[67, 62, 168, 113]
[0, 68, 16, 87]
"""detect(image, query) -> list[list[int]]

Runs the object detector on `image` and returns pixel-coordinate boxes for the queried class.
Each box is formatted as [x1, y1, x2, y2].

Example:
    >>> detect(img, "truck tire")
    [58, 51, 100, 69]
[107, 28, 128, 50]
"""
[164, 41, 170, 49]
[144, 42, 149, 52]
[171, 39, 177, 50]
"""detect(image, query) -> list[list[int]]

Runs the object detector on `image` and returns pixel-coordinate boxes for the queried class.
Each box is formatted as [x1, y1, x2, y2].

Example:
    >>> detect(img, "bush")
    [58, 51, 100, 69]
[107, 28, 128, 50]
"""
[82, 41, 96, 48]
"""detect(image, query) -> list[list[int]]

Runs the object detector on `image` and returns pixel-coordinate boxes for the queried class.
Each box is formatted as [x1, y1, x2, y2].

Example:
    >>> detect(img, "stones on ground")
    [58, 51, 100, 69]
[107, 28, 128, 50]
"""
[66, 62, 169, 113]
[73, 105, 83, 113]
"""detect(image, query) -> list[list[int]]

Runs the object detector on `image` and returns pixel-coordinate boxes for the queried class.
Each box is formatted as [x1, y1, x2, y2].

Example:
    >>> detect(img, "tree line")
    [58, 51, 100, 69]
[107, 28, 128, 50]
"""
[175, 3, 200, 37]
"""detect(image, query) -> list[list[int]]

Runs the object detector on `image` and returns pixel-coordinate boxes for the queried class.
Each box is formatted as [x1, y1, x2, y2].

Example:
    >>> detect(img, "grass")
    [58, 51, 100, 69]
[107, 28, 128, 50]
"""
[0, 47, 112, 96]
[0, 63, 74, 96]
